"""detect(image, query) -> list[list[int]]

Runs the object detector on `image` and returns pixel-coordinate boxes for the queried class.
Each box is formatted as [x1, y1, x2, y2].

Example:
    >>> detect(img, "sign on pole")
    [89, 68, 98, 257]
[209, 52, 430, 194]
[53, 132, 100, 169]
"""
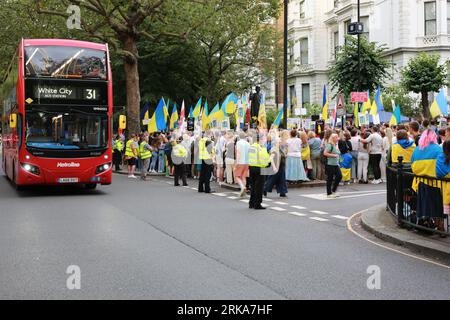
[336, 93, 345, 117]
[351, 92, 368, 103]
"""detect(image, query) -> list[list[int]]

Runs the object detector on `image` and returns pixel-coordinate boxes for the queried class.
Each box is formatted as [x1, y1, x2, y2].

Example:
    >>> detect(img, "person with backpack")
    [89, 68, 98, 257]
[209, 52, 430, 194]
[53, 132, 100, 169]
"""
[308, 131, 322, 180]
[323, 133, 342, 198]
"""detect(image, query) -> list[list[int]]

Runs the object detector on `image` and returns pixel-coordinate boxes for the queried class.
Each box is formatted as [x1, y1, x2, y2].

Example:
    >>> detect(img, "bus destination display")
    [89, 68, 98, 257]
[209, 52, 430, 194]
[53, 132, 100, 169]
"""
[32, 85, 100, 101]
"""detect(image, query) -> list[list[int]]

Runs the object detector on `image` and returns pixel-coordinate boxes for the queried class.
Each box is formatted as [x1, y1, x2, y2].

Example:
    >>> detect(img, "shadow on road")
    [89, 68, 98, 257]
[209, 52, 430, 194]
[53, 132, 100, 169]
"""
[1, 176, 108, 198]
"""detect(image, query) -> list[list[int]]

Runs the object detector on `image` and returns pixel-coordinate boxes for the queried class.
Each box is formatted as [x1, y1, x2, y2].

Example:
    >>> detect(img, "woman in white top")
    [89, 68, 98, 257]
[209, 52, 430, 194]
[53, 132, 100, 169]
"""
[285, 129, 309, 182]
[380, 128, 393, 181]
[357, 131, 370, 183]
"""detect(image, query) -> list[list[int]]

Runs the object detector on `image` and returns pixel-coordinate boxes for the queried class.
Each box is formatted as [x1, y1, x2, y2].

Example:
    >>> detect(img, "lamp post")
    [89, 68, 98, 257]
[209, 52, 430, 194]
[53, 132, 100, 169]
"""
[283, 0, 288, 129]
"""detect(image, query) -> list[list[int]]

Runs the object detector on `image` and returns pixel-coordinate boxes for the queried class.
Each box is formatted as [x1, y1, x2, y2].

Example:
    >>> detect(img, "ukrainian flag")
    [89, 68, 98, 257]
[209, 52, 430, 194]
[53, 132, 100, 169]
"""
[321, 85, 328, 121]
[193, 97, 202, 119]
[201, 100, 209, 130]
[170, 103, 179, 130]
[340, 153, 352, 182]
[273, 109, 283, 129]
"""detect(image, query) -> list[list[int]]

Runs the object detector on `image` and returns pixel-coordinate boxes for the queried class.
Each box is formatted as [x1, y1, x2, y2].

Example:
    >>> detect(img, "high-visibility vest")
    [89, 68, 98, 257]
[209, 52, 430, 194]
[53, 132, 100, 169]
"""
[173, 144, 187, 158]
[199, 138, 212, 160]
[113, 140, 124, 152]
[248, 143, 270, 168]
[391, 143, 415, 164]
[125, 139, 136, 158]
[140, 142, 152, 160]
[134, 141, 140, 157]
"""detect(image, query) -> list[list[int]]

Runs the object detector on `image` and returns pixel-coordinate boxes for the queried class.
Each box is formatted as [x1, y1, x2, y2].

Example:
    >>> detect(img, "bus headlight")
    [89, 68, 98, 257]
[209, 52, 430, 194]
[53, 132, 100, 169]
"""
[96, 163, 111, 174]
[21, 163, 40, 175]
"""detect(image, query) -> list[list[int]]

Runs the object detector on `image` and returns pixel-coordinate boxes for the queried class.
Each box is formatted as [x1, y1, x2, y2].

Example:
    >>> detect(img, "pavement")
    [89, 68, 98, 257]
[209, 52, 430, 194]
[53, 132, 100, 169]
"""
[361, 205, 450, 263]
[1, 169, 450, 299]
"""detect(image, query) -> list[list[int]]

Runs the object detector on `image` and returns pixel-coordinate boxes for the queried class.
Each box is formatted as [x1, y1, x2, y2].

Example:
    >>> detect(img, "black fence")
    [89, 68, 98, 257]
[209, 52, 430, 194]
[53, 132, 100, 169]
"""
[386, 156, 450, 237]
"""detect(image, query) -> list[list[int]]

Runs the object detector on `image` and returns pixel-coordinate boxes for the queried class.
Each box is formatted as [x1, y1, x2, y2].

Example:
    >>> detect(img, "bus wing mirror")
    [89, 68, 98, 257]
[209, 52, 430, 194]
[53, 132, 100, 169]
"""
[119, 115, 126, 129]
[9, 114, 17, 129]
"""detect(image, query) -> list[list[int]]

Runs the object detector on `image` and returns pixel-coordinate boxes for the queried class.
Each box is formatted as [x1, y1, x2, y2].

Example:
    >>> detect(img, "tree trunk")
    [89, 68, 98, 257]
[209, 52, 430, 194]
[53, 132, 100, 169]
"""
[123, 36, 141, 135]
[421, 90, 430, 119]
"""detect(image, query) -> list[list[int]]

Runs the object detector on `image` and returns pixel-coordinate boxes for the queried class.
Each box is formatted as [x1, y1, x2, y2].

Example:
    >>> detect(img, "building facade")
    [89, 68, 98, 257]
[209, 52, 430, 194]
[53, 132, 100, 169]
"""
[286, 0, 450, 109]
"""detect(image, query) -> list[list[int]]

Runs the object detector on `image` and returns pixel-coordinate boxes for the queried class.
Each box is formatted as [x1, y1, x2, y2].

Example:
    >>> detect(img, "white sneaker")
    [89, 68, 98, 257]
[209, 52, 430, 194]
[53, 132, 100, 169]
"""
[240, 189, 246, 197]
[373, 179, 381, 184]
[129, 175, 137, 179]
[327, 194, 337, 199]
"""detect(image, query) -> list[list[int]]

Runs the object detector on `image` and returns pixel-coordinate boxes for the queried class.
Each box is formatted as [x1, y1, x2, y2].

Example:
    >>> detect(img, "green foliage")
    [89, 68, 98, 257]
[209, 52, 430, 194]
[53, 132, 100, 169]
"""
[383, 84, 421, 118]
[400, 53, 447, 118]
[304, 103, 321, 116]
[266, 108, 278, 128]
[328, 36, 392, 98]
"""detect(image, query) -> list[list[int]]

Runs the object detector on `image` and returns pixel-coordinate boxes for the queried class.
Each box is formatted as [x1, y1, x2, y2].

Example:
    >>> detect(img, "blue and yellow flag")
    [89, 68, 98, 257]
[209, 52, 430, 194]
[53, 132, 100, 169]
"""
[273, 109, 284, 128]
[170, 104, 179, 130]
[140, 101, 150, 122]
[193, 97, 202, 119]
[436, 89, 448, 116]
[208, 102, 225, 128]
[189, 106, 193, 118]
[321, 85, 328, 121]
[221, 93, 238, 115]
[201, 100, 209, 130]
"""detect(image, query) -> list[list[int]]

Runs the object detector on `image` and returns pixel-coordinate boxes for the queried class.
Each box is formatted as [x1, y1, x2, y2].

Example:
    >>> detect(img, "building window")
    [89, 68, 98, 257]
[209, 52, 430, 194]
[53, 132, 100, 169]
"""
[425, 1, 437, 36]
[300, 0, 306, 19]
[289, 85, 296, 110]
[334, 0, 339, 8]
[447, 1, 450, 33]
[302, 84, 310, 108]
[334, 31, 340, 59]
[344, 19, 351, 45]
[360, 16, 370, 40]
[300, 38, 309, 65]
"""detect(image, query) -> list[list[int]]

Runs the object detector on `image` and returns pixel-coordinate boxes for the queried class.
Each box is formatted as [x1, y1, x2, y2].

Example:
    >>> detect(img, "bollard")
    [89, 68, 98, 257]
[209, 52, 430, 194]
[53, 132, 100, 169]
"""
[396, 156, 404, 227]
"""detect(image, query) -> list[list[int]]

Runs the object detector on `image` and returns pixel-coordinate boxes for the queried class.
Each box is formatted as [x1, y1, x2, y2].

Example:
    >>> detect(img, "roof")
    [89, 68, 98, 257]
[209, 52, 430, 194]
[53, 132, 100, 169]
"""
[23, 39, 107, 51]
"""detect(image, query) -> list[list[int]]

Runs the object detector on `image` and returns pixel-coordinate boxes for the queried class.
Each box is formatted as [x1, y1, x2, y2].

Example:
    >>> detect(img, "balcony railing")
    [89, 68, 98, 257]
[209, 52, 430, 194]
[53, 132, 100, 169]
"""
[289, 63, 314, 75]
[417, 35, 450, 46]
[288, 17, 312, 31]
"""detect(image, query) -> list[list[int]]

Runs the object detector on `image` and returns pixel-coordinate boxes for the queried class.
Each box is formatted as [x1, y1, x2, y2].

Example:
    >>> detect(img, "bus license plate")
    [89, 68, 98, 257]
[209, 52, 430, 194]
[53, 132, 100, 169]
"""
[58, 178, 79, 183]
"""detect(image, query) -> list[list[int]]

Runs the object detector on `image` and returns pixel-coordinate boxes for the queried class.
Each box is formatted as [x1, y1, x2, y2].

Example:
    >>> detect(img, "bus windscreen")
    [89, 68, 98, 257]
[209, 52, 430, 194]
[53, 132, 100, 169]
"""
[25, 46, 107, 80]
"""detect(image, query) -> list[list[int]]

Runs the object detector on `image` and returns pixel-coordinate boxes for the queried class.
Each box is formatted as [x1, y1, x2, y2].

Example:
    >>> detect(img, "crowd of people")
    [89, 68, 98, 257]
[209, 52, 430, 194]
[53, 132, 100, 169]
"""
[112, 118, 449, 232]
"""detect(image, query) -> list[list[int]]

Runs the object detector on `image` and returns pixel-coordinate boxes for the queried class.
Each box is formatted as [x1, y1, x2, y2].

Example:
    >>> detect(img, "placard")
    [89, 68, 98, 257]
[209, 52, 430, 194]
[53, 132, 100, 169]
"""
[287, 118, 301, 129]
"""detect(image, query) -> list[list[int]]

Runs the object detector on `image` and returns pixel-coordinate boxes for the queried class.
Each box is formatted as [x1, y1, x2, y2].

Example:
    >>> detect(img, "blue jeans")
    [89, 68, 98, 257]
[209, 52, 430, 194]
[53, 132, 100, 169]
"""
[149, 151, 158, 171]
[158, 150, 165, 173]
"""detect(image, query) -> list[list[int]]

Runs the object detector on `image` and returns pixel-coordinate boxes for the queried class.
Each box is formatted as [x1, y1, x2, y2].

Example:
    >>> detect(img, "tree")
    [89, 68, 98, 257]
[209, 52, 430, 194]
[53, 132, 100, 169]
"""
[400, 53, 447, 119]
[383, 84, 421, 118]
[329, 36, 391, 98]
[35, 0, 214, 134]
[189, 0, 280, 103]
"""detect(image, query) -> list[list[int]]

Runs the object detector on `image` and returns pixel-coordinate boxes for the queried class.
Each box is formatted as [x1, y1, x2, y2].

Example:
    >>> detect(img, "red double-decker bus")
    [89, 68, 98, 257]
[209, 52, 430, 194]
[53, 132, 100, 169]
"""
[1, 39, 113, 189]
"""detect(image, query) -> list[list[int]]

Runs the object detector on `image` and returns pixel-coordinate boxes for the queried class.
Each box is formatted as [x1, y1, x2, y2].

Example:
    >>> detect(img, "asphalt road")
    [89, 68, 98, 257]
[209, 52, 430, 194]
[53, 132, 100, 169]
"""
[0, 170, 449, 299]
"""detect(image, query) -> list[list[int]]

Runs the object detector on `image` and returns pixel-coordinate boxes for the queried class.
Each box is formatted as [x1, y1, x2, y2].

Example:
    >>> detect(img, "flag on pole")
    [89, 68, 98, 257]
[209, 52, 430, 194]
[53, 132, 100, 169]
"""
[193, 97, 202, 118]
[140, 101, 150, 121]
[189, 106, 193, 118]
[436, 89, 448, 116]
[170, 104, 179, 130]
[257, 93, 267, 129]
[321, 85, 329, 121]
[201, 100, 209, 130]
[221, 93, 238, 115]
[273, 109, 284, 128]
[375, 86, 384, 112]
[179, 100, 185, 129]
[430, 98, 441, 118]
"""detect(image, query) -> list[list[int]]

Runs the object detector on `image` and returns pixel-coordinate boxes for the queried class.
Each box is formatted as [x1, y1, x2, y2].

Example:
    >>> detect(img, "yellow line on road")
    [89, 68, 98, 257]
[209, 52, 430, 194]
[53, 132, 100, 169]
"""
[347, 210, 450, 270]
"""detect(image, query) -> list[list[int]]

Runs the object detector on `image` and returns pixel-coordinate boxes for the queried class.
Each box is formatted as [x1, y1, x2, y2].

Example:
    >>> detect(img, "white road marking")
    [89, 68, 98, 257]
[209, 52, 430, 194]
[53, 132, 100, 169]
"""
[291, 205, 306, 210]
[301, 191, 386, 201]
[289, 211, 307, 217]
[263, 198, 273, 202]
[332, 215, 348, 220]
[261, 203, 269, 208]
[240, 199, 249, 203]
[227, 196, 239, 200]
[309, 217, 329, 222]
[269, 207, 286, 212]
[311, 210, 329, 215]
[182, 186, 190, 188]
[274, 201, 288, 205]
[190, 187, 197, 190]
[212, 193, 227, 197]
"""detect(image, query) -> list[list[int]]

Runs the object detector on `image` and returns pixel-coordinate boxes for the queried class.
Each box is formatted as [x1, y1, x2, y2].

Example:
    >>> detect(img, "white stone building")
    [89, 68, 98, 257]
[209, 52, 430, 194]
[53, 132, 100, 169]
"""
[286, 0, 450, 108]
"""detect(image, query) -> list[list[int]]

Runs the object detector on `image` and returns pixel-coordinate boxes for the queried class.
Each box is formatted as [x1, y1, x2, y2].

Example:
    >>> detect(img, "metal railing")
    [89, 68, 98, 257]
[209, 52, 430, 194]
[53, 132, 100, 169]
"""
[386, 156, 450, 237]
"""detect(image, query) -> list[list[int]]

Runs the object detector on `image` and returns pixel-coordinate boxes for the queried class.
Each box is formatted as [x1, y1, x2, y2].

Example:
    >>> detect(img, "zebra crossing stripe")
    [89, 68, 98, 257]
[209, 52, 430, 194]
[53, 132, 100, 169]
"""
[309, 217, 329, 222]
[289, 211, 307, 217]
[240, 199, 249, 203]
[291, 205, 306, 210]
[227, 196, 239, 200]
[274, 201, 288, 205]
[269, 207, 286, 212]
[311, 210, 329, 215]
[332, 215, 348, 220]
[212, 193, 227, 197]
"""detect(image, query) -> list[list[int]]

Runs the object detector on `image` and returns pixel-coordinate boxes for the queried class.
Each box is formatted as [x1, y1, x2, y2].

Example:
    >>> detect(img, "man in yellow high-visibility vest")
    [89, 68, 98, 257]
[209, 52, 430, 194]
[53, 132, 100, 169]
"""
[125, 134, 139, 178]
[248, 134, 270, 210]
[198, 135, 215, 193]
[172, 137, 188, 187]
